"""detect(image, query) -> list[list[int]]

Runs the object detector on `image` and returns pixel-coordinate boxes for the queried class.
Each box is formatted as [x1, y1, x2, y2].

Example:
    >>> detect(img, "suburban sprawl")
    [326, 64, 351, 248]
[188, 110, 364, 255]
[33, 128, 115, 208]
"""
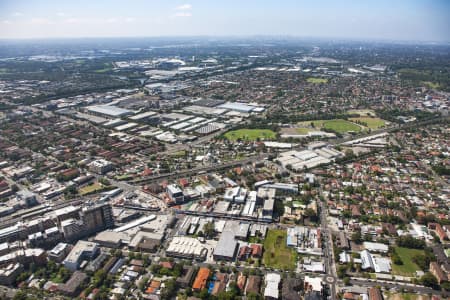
[0, 38, 449, 300]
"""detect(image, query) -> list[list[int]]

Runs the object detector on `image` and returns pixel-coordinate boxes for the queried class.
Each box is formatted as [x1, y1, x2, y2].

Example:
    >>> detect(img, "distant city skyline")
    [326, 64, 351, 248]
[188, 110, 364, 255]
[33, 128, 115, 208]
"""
[0, 0, 449, 42]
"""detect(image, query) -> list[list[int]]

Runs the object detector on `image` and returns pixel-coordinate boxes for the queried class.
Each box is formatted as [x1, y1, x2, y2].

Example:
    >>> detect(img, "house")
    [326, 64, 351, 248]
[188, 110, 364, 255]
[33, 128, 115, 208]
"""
[159, 261, 174, 269]
[338, 232, 350, 249]
[282, 277, 301, 300]
[176, 266, 196, 288]
[245, 275, 261, 295]
[237, 243, 263, 260]
[237, 273, 246, 291]
[192, 267, 210, 291]
[211, 273, 228, 296]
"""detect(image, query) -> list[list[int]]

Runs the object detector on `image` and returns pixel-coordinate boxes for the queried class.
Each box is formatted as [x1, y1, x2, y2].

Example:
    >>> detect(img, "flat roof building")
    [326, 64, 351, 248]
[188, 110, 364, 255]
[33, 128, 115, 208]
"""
[86, 105, 133, 118]
[264, 273, 281, 299]
[63, 240, 99, 271]
[214, 230, 238, 261]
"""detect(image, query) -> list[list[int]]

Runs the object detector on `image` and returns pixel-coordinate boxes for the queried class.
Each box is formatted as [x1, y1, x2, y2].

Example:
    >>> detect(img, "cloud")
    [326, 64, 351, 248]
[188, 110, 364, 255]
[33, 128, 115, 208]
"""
[173, 12, 192, 18]
[175, 4, 192, 10]
[2, 20, 12, 25]
[56, 12, 67, 17]
[124, 17, 136, 23]
[12, 12, 24, 17]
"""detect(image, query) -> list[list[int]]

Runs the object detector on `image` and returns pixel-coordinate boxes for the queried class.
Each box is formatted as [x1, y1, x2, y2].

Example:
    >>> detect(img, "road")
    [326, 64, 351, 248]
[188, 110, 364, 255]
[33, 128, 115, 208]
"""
[350, 279, 447, 297]
[318, 189, 338, 300]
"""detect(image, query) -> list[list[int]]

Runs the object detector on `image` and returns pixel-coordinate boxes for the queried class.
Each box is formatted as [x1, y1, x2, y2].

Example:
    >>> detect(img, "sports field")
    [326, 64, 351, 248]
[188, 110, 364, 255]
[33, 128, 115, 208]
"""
[307, 119, 361, 133]
[224, 129, 276, 141]
[347, 109, 376, 117]
[263, 229, 297, 270]
[349, 117, 386, 129]
[307, 77, 328, 84]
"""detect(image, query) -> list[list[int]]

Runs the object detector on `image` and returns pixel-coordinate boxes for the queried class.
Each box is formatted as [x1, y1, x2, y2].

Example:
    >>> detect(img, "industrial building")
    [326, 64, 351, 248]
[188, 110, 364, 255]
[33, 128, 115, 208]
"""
[86, 105, 133, 118]
[218, 102, 263, 113]
[360, 250, 391, 273]
[276, 147, 342, 171]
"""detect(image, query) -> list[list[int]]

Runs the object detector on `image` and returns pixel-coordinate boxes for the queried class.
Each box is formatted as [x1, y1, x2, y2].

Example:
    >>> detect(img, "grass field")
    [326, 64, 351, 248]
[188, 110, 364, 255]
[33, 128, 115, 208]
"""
[263, 229, 297, 270]
[79, 182, 105, 196]
[386, 293, 430, 300]
[224, 129, 276, 141]
[94, 63, 114, 73]
[422, 81, 440, 89]
[296, 127, 311, 134]
[349, 117, 386, 129]
[391, 247, 423, 276]
[347, 109, 376, 117]
[306, 119, 361, 133]
[307, 77, 328, 84]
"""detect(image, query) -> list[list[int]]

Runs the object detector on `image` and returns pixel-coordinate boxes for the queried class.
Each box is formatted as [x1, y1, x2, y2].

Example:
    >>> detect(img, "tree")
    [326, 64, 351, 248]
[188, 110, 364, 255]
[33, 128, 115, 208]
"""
[198, 288, 209, 300]
[202, 222, 215, 238]
[337, 265, 347, 279]
[397, 235, 426, 249]
[351, 231, 362, 244]
[420, 272, 439, 290]
[412, 253, 431, 271]
[247, 292, 262, 300]
[93, 269, 107, 288]
[441, 281, 450, 291]
[343, 277, 351, 285]
[13, 291, 27, 300]
[138, 276, 149, 292]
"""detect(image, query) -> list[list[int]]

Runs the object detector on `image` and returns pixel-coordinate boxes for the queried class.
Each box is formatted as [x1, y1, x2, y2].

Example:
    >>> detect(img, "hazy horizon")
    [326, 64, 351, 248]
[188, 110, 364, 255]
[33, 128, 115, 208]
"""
[0, 0, 449, 43]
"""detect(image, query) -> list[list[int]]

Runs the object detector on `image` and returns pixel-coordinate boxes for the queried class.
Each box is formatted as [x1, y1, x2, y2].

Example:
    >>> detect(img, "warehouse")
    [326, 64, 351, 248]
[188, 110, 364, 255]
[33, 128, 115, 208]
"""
[218, 102, 257, 113]
[130, 112, 161, 125]
[276, 148, 342, 172]
[86, 105, 133, 118]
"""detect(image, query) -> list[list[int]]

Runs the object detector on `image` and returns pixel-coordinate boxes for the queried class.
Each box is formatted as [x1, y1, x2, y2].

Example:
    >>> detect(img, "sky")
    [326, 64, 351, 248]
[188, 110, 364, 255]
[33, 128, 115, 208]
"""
[0, 0, 449, 42]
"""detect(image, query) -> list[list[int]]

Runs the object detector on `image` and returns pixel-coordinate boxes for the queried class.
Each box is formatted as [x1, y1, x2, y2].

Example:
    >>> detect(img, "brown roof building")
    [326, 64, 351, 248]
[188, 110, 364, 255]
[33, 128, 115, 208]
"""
[430, 262, 447, 284]
[192, 267, 210, 291]
[245, 275, 261, 295]
[58, 271, 88, 297]
[368, 287, 383, 300]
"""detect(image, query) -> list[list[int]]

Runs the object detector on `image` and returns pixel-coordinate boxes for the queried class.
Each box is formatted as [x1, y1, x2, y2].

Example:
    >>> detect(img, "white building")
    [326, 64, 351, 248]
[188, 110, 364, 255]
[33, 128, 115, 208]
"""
[63, 240, 99, 271]
[88, 159, 114, 174]
[264, 273, 281, 299]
